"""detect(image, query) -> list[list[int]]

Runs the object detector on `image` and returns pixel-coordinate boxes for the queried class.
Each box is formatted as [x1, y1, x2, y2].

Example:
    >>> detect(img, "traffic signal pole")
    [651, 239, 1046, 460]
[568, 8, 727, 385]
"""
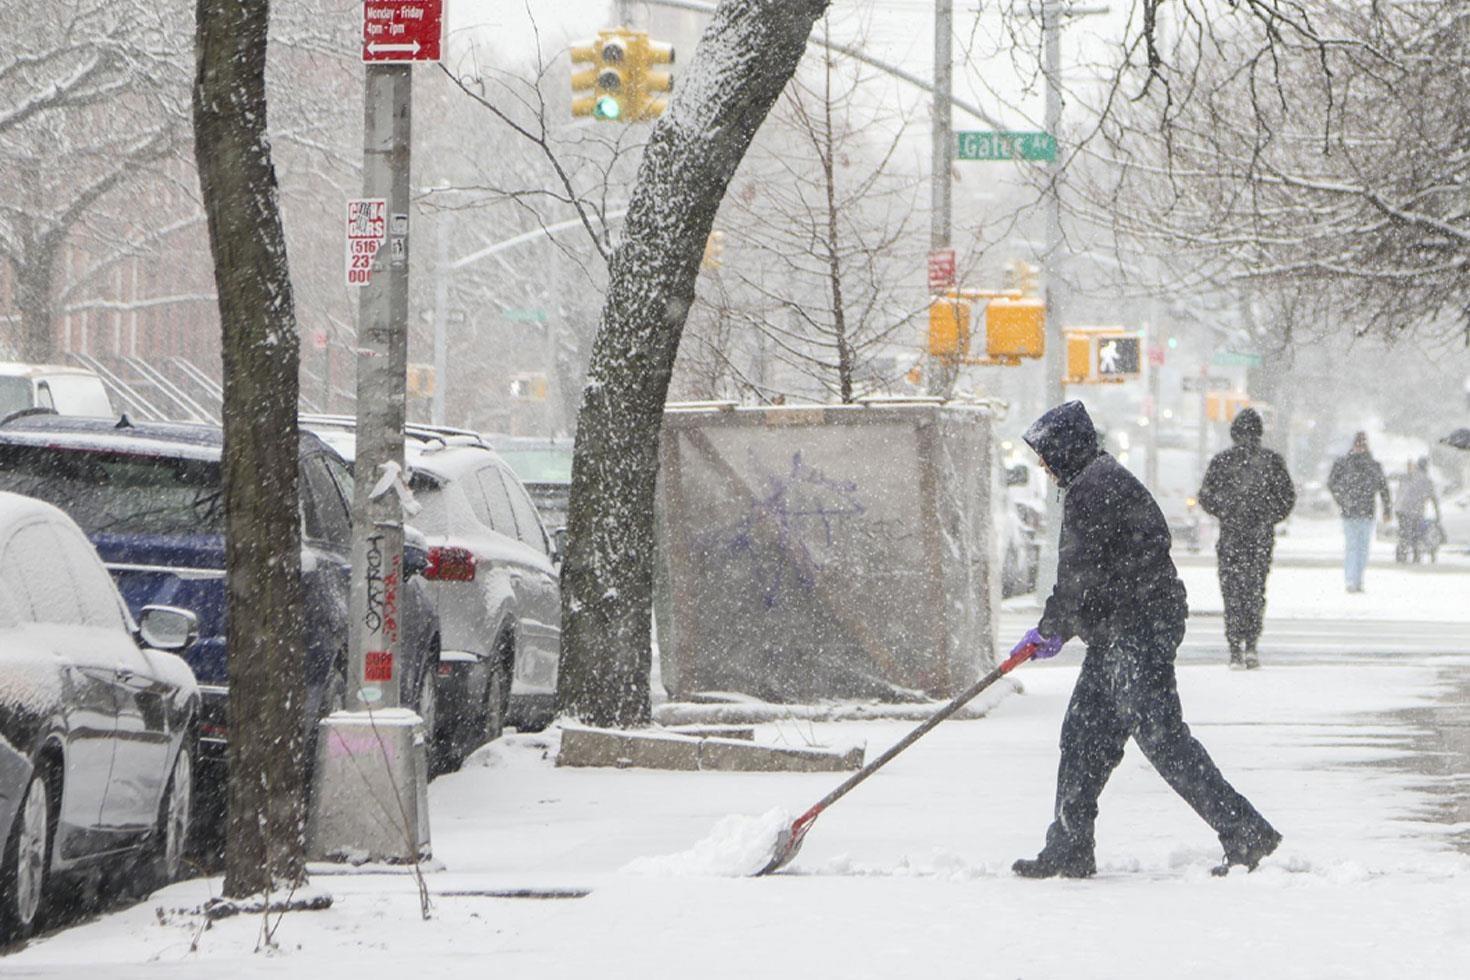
[1035, 1, 1066, 597]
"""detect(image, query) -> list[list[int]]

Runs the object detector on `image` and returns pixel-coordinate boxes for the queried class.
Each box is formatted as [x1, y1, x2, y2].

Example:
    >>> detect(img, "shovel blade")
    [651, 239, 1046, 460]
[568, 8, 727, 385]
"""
[754, 818, 812, 876]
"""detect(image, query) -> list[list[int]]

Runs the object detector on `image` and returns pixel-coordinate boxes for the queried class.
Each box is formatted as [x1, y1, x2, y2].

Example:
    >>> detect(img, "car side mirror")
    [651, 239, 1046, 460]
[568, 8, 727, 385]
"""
[139, 605, 199, 653]
[1005, 464, 1030, 488]
[551, 526, 567, 566]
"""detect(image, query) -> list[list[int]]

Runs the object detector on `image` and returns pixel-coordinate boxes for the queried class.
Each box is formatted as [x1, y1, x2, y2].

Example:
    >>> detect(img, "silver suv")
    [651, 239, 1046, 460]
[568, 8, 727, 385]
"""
[303, 418, 560, 766]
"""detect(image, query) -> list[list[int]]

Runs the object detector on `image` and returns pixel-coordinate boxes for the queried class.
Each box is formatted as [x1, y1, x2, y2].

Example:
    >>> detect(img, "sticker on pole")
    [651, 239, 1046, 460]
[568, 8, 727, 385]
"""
[362, 1, 443, 63]
[927, 248, 957, 293]
[365, 650, 394, 682]
[346, 198, 387, 287]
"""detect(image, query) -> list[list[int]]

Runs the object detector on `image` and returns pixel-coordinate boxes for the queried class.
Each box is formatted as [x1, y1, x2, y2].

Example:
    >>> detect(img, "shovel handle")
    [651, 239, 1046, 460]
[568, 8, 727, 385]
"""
[798, 645, 1035, 823]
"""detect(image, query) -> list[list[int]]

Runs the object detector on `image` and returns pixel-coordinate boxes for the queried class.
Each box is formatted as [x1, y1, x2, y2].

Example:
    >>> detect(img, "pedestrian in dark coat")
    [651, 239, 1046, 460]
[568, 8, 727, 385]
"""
[1009, 401, 1280, 879]
[1197, 408, 1295, 669]
[1327, 433, 1391, 592]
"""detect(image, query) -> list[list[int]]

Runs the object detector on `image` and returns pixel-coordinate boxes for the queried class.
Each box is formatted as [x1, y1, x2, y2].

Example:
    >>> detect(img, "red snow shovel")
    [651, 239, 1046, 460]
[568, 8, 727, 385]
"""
[755, 644, 1037, 876]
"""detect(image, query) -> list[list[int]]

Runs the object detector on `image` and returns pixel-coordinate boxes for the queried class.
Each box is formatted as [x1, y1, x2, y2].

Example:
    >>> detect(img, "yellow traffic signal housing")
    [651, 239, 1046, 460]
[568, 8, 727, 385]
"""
[1065, 333, 1091, 383]
[984, 297, 1045, 359]
[928, 298, 972, 357]
[630, 35, 675, 120]
[572, 29, 675, 122]
[1206, 391, 1251, 423]
[571, 31, 631, 121]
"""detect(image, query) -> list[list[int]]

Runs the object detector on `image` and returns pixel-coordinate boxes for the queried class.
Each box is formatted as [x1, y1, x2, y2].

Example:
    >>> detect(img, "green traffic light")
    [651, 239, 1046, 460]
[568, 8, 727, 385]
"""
[595, 95, 621, 120]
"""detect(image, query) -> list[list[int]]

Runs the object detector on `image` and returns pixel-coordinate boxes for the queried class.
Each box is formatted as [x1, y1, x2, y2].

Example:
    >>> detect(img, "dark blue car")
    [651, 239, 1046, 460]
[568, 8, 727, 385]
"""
[0, 416, 442, 797]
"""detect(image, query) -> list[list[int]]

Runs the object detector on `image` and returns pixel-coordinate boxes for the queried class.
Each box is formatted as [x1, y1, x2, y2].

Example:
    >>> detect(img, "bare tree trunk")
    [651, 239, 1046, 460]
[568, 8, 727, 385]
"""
[16, 254, 57, 363]
[192, 0, 308, 897]
[556, 0, 831, 727]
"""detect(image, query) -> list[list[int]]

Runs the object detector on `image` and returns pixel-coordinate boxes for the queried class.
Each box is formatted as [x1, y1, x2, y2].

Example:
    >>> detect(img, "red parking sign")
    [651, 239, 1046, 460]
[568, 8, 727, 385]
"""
[362, 1, 443, 63]
[927, 248, 956, 292]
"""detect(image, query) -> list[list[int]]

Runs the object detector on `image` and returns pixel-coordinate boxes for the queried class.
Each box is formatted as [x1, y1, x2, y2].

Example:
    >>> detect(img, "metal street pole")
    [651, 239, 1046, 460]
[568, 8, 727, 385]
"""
[926, 0, 957, 398]
[431, 215, 448, 425]
[1035, 0, 1066, 596]
[347, 62, 412, 714]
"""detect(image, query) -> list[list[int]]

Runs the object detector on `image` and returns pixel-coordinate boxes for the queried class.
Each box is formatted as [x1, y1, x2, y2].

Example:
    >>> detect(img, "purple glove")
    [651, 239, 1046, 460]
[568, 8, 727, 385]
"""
[1012, 627, 1064, 661]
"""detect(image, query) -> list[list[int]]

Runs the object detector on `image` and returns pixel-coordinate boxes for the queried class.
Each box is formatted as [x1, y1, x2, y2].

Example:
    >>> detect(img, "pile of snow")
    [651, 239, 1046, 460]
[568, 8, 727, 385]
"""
[623, 807, 792, 877]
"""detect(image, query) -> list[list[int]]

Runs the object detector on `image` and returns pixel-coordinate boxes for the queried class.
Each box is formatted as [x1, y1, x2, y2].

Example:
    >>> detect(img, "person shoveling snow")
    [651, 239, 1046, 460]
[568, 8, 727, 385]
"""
[1012, 401, 1282, 878]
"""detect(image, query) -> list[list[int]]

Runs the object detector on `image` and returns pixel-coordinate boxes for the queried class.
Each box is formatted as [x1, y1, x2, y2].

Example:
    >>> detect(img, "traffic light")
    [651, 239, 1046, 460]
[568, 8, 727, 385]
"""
[628, 33, 674, 120]
[984, 297, 1045, 359]
[928, 298, 972, 357]
[1095, 334, 1141, 379]
[570, 30, 675, 122]
[571, 31, 629, 121]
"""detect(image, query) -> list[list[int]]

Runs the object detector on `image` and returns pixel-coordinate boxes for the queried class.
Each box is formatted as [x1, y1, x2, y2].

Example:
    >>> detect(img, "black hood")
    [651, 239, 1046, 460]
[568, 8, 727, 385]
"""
[1023, 401, 1101, 487]
[1230, 407, 1263, 447]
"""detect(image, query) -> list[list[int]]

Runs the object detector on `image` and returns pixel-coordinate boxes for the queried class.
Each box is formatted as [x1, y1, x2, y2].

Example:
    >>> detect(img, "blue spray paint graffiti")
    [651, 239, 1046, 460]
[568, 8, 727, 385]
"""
[698, 450, 866, 609]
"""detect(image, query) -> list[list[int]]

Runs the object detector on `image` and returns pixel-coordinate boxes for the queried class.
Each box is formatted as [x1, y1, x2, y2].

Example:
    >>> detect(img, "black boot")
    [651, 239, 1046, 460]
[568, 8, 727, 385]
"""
[1243, 647, 1260, 670]
[1012, 850, 1096, 879]
[1228, 644, 1245, 670]
[1211, 826, 1282, 876]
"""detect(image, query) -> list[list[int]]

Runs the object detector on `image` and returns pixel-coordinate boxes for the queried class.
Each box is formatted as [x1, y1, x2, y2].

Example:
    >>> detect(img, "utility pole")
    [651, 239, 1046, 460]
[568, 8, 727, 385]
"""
[1034, 0, 1066, 596]
[432, 216, 448, 424]
[310, 0, 441, 865]
[348, 62, 411, 717]
[926, 0, 956, 398]
[1033, 1, 1107, 598]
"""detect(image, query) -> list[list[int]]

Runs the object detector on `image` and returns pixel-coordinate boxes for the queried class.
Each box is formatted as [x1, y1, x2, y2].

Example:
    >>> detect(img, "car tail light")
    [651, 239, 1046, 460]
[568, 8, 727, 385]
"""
[425, 545, 476, 582]
[200, 722, 228, 741]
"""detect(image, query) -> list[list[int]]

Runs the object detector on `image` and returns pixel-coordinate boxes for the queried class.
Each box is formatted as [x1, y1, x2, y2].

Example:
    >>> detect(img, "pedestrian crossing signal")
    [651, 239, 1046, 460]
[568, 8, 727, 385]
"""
[1096, 335, 1141, 378]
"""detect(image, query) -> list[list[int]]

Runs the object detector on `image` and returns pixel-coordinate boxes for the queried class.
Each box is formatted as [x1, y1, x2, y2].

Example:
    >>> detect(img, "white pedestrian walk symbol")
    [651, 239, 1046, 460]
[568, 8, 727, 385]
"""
[1100, 340, 1120, 373]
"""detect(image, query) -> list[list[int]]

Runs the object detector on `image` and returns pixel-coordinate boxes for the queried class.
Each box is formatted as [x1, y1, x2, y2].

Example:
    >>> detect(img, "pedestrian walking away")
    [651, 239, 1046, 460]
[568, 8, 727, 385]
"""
[1327, 432, 1391, 592]
[1393, 457, 1440, 564]
[1008, 401, 1281, 879]
[1197, 408, 1295, 669]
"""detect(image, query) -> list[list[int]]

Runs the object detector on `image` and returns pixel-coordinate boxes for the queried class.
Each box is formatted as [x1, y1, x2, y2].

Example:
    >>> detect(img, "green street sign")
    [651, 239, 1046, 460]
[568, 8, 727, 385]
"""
[1211, 350, 1262, 368]
[503, 307, 548, 324]
[955, 131, 1057, 162]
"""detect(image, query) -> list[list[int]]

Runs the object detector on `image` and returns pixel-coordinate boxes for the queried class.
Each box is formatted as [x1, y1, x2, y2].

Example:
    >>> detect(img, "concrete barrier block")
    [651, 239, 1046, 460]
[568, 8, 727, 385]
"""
[697, 737, 864, 773]
[556, 726, 701, 770]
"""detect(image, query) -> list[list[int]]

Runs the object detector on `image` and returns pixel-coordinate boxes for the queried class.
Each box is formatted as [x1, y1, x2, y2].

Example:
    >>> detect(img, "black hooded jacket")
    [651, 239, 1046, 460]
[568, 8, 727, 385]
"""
[1197, 409, 1296, 534]
[1025, 401, 1187, 647]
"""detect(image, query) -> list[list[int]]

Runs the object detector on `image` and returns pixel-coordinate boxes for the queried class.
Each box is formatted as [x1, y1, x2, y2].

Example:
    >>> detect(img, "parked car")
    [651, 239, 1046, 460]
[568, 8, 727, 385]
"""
[486, 435, 573, 534]
[0, 363, 113, 422]
[0, 492, 199, 943]
[1001, 462, 1043, 598]
[0, 415, 443, 807]
[303, 418, 561, 760]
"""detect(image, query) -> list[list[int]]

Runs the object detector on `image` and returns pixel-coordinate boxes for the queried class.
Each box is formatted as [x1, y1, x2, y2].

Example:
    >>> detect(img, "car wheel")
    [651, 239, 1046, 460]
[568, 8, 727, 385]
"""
[1, 770, 53, 943]
[483, 653, 512, 746]
[154, 745, 193, 886]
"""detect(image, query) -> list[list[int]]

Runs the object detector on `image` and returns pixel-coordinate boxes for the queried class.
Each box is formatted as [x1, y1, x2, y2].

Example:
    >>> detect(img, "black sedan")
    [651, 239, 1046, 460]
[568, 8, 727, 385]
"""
[0, 492, 199, 944]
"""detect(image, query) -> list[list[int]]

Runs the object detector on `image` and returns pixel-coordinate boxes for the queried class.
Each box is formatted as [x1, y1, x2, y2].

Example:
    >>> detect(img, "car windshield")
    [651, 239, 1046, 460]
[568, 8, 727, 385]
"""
[0, 445, 223, 536]
[496, 447, 572, 484]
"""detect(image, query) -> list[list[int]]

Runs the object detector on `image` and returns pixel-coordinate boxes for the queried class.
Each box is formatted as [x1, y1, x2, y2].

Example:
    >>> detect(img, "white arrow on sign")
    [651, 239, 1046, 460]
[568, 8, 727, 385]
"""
[367, 40, 421, 55]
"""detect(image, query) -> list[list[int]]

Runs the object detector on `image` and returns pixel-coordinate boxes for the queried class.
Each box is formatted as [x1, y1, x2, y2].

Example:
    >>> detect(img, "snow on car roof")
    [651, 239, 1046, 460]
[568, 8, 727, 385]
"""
[0, 414, 334, 462]
[0, 362, 104, 380]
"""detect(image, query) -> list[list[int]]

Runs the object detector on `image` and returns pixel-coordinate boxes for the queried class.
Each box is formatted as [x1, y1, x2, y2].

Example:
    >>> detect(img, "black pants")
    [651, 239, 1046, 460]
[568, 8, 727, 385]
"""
[1217, 528, 1274, 651]
[1041, 629, 1275, 861]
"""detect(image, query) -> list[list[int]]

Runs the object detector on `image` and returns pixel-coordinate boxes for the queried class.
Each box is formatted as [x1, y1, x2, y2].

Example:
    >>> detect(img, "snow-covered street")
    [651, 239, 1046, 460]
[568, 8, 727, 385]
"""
[9, 552, 1469, 979]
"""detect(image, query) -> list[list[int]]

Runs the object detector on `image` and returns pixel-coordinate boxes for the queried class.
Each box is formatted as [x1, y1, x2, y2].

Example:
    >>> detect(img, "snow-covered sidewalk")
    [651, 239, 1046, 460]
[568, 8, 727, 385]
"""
[8, 654, 1468, 979]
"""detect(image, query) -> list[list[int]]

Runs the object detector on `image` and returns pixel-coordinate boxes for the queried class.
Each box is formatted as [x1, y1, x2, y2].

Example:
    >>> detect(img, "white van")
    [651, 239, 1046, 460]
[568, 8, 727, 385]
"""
[0, 363, 115, 420]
